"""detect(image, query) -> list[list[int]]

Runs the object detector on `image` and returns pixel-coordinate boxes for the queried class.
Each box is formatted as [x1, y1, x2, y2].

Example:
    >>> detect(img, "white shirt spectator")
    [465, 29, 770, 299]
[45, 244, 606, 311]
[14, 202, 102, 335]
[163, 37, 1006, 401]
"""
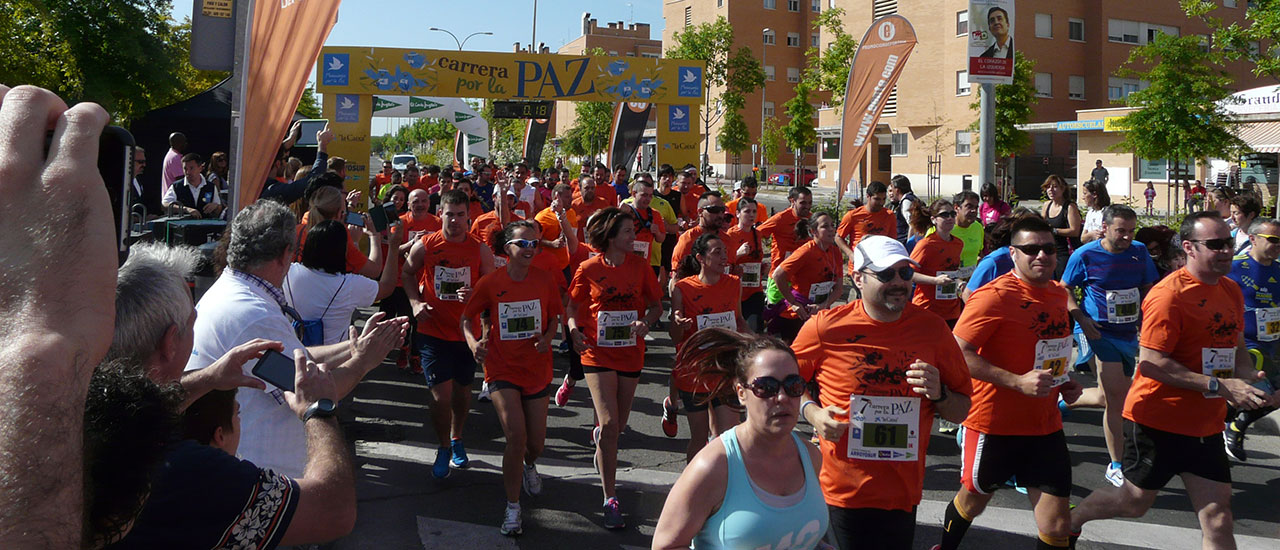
[1083, 207, 1104, 235]
[185, 270, 308, 478]
[282, 263, 379, 345]
[162, 173, 221, 208]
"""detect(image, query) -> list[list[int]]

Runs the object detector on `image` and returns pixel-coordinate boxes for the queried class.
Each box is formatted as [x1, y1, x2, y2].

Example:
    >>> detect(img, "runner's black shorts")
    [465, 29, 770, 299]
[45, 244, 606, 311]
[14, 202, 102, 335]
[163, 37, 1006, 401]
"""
[960, 427, 1072, 497]
[1122, 419, 1231, 490]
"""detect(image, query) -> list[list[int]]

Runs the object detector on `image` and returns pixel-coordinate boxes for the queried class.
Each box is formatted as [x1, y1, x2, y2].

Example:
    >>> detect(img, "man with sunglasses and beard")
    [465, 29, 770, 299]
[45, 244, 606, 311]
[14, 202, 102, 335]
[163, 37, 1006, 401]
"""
[935, 217, 1083, 550]
[670, 191, 739, 286]
[1069, 212, 1278, 549]
[794, 235, 972, 550]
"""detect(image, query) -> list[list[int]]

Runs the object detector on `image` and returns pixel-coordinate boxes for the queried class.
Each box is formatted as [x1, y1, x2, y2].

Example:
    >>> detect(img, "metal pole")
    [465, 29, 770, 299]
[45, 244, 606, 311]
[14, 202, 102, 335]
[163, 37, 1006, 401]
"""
[761, 29, 770, 177]
[978, 83, 995, 197]
[532, 0, 538, 52]
[228, 0, 254, 216]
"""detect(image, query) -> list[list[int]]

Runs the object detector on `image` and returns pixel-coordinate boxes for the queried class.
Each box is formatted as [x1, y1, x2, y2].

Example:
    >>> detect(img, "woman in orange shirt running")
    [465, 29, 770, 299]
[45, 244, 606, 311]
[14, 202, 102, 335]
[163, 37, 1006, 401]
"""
[462, 220, 564, 537]
[566, 208, 663, 530]
[769, 212, 843, 341]
[664, 232, 749, 462]
[726, 198, 766, 332]
[910, 198, 965, 326]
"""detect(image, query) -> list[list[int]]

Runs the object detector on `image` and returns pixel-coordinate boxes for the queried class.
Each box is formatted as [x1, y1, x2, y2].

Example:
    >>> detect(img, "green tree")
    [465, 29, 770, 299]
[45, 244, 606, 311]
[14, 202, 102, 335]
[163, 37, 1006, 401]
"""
[296, 86, 321, 119]
[667, 16, 764, 166]
[716, 47, 765, 178]
[760, 117, 783, 172]
[782, 82, 817, 175]
[803, 6, 860, 107]
[0, 1, 228, 124]
[1183, 0, 1280, 83]
[1112, 33, 1247, 201]
[969, 56, 1037, 173]
[717, 99, 751, 178]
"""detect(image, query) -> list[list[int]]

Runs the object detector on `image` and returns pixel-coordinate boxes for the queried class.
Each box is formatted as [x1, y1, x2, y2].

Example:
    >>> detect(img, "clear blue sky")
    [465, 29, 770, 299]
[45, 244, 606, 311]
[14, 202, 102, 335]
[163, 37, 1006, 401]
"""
[172, 1, 665, 135]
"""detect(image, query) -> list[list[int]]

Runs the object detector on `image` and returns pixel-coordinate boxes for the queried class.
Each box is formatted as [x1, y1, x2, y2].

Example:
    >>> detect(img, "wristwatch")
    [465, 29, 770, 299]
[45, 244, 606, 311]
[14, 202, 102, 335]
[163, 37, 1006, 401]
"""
[929, 386, 949, 403]
[1207, 377, 1221, 395]
[302, 398, 337, 421]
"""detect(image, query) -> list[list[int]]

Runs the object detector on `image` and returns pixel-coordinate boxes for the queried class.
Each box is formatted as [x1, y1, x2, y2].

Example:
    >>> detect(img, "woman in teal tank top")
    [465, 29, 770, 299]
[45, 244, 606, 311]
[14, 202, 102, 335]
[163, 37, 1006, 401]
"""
[652, 328, 832, 550]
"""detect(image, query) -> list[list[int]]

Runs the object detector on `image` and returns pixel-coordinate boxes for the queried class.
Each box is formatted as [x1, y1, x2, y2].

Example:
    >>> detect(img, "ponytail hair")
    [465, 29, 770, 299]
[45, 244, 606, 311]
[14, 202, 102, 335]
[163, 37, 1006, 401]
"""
[675, 232, 722, 279]
[674, 328, 799, 403]
[794, 211, 834, 241]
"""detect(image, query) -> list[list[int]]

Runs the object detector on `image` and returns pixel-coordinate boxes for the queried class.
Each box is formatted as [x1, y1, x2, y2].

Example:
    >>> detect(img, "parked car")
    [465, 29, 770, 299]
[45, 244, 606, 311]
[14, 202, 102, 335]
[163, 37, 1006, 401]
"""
[768, 168, 818, 186]
[391, 153, 417, 171]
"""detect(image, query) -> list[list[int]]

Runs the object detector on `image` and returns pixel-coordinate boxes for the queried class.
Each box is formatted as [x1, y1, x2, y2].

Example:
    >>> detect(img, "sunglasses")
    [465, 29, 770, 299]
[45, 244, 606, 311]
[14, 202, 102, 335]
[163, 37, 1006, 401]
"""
[863, 266, 915, 283]
[506, 239, 539, 249]
[1255, 233, 1280, 244]
[933, 210, 957, 219]
[1189, 238, 1234, 251]
[701, 205, 727, 214]
[744, 374, 807, 399]
[1010, 243, 1056, 257]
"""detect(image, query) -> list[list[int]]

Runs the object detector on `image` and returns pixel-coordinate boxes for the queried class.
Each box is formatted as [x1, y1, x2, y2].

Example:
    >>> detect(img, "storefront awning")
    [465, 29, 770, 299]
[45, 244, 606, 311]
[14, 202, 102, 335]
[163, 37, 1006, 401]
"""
[1235, 121, 1280, 153]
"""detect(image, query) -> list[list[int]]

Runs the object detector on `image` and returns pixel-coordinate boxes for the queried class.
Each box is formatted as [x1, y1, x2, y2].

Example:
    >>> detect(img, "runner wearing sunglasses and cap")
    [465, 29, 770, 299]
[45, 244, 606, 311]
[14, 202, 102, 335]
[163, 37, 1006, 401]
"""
[793, 235, 972, 550]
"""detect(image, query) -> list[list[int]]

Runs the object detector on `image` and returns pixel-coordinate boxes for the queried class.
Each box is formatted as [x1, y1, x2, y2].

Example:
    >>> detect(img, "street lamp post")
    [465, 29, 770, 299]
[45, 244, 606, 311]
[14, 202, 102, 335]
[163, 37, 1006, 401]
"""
[428, 28, 494, 51]
[761, 28, 771, 178]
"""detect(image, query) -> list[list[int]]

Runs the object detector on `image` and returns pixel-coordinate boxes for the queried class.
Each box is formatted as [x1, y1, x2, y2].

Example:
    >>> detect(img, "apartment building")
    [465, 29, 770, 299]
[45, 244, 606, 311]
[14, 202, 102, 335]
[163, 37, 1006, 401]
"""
[819, 0, 1267, 200]
[552, 15, 663, 143]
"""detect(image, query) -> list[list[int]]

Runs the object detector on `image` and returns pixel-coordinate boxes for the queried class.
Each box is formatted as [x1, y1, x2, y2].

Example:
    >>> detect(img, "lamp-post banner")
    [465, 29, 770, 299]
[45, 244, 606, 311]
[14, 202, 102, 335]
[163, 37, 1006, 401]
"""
[967, 0, 1015, 85]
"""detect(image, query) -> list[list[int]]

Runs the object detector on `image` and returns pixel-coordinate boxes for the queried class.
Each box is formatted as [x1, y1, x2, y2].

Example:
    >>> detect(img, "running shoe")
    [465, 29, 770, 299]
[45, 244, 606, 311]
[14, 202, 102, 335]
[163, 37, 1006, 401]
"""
[523, 463, 542, 496]
[500, 503, 522, 536]
[602, 497, 625, 529]
[431, 446, 451, 479]
[937, 419, 959, 434]
[661, 396, 679, 438]
[555, 375, 574, 407]
[590, 425, 602, 447]
[450, 439, 470, 469]
[478, 381, 492, 402]
[1104, 461, 1124, 488]
[1057, 395, 1071, 419]
[1224, 424, 1248, 462]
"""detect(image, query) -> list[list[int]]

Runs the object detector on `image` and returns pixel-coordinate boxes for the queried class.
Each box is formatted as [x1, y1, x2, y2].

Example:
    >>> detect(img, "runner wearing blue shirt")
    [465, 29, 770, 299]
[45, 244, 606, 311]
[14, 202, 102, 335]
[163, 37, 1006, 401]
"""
[962, 247, 1013, 301]
[1060, 205, 1158, 488]
[1223, 217, 1280, 461]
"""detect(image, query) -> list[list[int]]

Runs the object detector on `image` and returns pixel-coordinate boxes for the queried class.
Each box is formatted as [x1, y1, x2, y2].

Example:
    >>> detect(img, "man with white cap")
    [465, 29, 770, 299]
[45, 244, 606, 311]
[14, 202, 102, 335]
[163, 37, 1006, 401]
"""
[793, 235, 973, 550]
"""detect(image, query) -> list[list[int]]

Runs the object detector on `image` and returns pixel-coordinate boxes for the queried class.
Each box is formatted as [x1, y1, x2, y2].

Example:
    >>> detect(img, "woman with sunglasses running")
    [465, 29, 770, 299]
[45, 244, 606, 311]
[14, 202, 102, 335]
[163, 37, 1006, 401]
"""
[910, 199, 965, 328]
[653, 328, 830, 550]
[566, 208, 663, 529]
[462, 220, 564, 536]
[666, 233, 750, 462]
[769, 212, 843, 341]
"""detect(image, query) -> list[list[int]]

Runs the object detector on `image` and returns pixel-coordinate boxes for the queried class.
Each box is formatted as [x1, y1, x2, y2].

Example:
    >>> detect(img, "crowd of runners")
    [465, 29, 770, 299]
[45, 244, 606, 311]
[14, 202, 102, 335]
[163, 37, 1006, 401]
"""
[3, 84, 1279, 550]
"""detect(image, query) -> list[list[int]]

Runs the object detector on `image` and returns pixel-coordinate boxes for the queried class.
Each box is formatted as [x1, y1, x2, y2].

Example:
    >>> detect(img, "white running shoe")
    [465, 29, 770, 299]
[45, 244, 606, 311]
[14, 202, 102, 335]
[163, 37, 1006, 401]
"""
[523, 463, 542, 496]
[1104, 462, 1124, 488]
[478, 381, 492, 402]
[500, 503, 522, 536]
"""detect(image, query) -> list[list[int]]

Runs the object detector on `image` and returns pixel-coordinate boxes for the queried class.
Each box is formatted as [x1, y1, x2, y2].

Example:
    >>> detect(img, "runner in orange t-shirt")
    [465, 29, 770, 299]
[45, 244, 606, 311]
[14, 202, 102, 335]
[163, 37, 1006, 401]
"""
[566, 208, 662, 527]
[1070, 213, 1278, 548]
[461, 220, 563, 533]
[531, 183, 581, 276]
[725, 176, 768, 227]
[677, 170, 707, 226]
[401, 190, 497, 480]
[727, 198, 766, 331]
[935, 216, 1083, 550]
[757, 186, 814, 265]
[665, 232, 748, 462]
[670, 191, 739, 281]
[570, 177, 612, 263]
[769, 212, 842, 341]
[381, 189, 441, 371]
[618, 180, 668, 271]
[909, 199, 965, 324]
[837, 181, 898, 275]
[795, 235, 972, 550]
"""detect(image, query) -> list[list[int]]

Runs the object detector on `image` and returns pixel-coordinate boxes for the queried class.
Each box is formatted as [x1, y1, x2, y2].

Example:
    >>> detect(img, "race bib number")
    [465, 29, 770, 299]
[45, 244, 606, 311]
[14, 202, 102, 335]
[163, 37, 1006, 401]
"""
[632, 239, 650, 258]
[408, 230, 425, 242]
[696, 311, 735, 331]
[1105, 288, 1141, 324]
[935, 271, 960, 300]
[433, 265, 470, 301]
[808, 280, 835, 304]
[955, 265, 976, 280]
[596, 310, 638, 347]
[1202, 347, 1236, 398]
[515, 209, 526, 218]
[741, 262, 762, 288]
[1257, 308, 1280, 342]
[498, 300, 541, 340]
[848, 395, 920, 462]
[1034, 336, 1072, 388]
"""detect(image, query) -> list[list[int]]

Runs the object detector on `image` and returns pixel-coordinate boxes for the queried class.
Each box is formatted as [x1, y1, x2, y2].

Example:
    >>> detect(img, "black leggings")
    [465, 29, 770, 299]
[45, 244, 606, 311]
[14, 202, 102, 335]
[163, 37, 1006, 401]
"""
[379, 287, 415, 345]
[742, 292, 765, 333]
[828, 505, 917, 550]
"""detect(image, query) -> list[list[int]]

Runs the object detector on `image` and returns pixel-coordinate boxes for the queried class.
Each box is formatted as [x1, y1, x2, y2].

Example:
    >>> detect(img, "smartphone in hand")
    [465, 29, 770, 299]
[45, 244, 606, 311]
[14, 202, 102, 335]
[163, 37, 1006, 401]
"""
[344, 210, 365, 228]
[250, 349, 296, 392]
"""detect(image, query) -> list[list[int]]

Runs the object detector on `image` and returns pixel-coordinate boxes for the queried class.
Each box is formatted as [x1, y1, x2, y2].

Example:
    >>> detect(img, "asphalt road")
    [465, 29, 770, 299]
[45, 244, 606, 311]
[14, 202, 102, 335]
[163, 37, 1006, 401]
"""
[330, 305, 1280, 550]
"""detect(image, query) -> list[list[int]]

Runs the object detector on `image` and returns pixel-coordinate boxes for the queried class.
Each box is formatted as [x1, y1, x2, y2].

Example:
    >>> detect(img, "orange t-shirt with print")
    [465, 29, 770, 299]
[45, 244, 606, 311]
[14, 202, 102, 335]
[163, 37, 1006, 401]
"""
[726, 198, 768, 227]
[670, 226, 739, 274]
[530, 207, 580, 273]
[414, 231, 489, 342]
[838, 206, 897, 274]
[1125, 268, 1244, 437]
[671, 274, 742, 393]
[462, 267, 564, 394]
[952, 272, 1071, 436]
[568, 253, 661, 372]
[470, 210, 523, 249]
[726, 224, 765, 298]
[757, 208, 808, 264]
[774, 239, 842, 319]
[909, 232, 965, 321]
[793, 301, 972, 511]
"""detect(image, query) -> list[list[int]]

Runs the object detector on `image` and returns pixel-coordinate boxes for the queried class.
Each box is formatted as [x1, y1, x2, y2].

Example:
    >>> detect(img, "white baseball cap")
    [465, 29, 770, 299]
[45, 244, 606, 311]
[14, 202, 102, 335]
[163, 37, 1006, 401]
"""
[852, 235, 919, 272]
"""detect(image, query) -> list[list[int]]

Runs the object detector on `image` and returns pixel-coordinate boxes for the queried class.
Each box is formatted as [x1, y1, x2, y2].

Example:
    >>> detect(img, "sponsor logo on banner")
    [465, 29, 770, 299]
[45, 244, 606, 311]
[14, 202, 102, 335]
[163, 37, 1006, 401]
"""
[322, 53, 349, 86]
[627, 102, 649, 113]
[837, 14, 918, 200]
[373, 97, 399, 112]
[409, 97, 443, 113]
[466, 134, 486, 145]
[669, 105, 689, 132]
[677, 66, 702, 97]
[454, 111, 474, 123]
[336, 94, 360, 123]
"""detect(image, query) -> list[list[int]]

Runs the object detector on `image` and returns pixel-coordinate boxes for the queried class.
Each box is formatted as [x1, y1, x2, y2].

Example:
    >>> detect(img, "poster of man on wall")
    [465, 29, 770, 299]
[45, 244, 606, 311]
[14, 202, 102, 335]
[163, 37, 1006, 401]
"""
[968, 0, 1015, 84]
